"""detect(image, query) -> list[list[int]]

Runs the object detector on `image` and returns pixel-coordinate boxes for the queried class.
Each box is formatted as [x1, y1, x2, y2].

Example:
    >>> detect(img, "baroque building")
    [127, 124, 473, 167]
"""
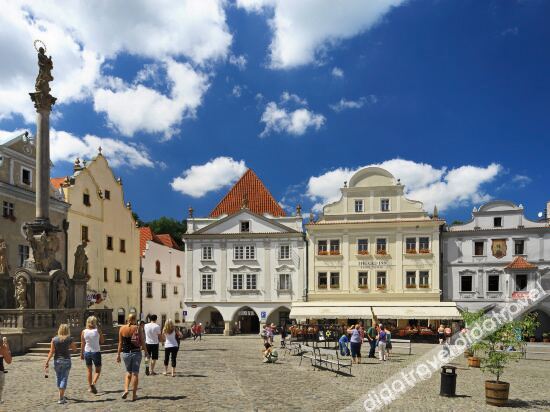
[140, 227, 185, 326]
[294, 167, 459, 329]
[183, 169, 306, 335]
[442, 200, 550, 336]
[51, 150, 140, 323]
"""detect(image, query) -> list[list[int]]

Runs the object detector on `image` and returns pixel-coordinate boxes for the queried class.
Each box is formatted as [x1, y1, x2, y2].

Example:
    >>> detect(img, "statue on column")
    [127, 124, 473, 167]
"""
[73, 242, 88, 280]
[56, 278, 68, 308]
[35, 46, 54, 93]
[14, 276, 28, 309]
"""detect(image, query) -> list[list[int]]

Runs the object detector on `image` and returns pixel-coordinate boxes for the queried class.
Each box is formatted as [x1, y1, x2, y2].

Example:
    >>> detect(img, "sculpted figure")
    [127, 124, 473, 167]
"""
[35, 47, 54, 93]
[57, 278, 68, 308]
[14, 277, 28, 309]
[0, 239, 8, 275]
[73, 242, 88, 279]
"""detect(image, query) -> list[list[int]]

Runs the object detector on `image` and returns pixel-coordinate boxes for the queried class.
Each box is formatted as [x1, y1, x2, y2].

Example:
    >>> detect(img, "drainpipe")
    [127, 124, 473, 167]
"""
[62, 219, 69, 271]
[139, 264, 144, 320]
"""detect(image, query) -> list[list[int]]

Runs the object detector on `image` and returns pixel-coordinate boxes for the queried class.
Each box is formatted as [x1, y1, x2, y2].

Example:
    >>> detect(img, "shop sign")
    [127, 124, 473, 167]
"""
[260, 311, 267, 320]
[358, 260, 393, 268]
[239, 310, 255, 316]
[512, 291, 530, 300]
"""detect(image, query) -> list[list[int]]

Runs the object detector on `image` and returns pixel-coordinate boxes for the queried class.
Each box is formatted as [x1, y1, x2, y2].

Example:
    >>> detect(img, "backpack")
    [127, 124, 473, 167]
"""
[130, 326, 142, 348]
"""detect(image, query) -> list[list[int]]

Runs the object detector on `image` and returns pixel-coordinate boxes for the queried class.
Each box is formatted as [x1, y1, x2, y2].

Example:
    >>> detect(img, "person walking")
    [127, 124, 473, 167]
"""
[279, 323, 287, 348]
[0, 334, 12, 404]
[144, 315, 162, 375]
[347, 325, 362, 364]
[117, 313, 147, 401]
[191, 322, 198, 341]
[80, 316, 104, 394]
[44, 324, 77, 404]
[444, 325, 452, 344]
[377, 324, 388, 361]
[386, 329, 392, 359]
[162, 319, 182, 377]
[366, 323, 378, 358]
[438, 324, 445, 344]
[196, 323, 203, 341]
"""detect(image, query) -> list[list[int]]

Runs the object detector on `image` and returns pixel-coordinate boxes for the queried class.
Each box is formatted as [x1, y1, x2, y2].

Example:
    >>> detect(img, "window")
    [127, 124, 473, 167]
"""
[176, 265, 181, 278]
[161, 315, 167, 327]
[488, 275, 500, 292]
[127, 270, 132, 284]
[146, 282, 152, 298]
[474, 241, 484, 256]
[232, 274, 243, 290]
[514, 240, 525, 255]
[202, 246, 213, 260]
[155, 260, 161, 274]
[376, 238, 387, 254]
[358, 272, 368, 288]
[240, 221, 250, 232]
[115, 269, 121, 282]
[318, 272, 328, 289]
[515, 274, 528, 292]
[358, 239, 368, 254]
[329, 240, 340, 255]
[317, 240, 328, 255]
[104, 190, 110, 200]
[380, 198, 390, 212]
[279, 245, 290, 259]
[106, 236, 113, 250]
[279, 273, 291, 290]
[103, 267, 108, 282]
[18, 245, 29, 266]
[202, 273, 213, 290]
[174, 286, 178, 295]
[161, 283, 167, 299]
[406, 238, 417, 253]
[419, 271, 429, 287]
[83, 192, 91, 206]
[354, 199, 364, 212]
[120, 239, 126, 253]
[246, 274, 257, 290]
[419, 237, 430, 252]
[460, 275, 473, 292]
[2, 201, 14, 218]
[377, 271, 387, 288]
[330, 272, 340, 289]
[81, 226, 89, 242]
[234, 245, 255, 260]
[22, 168, 31, 185]
[494, 217, 502, 228]
[406, 271, 416, 287]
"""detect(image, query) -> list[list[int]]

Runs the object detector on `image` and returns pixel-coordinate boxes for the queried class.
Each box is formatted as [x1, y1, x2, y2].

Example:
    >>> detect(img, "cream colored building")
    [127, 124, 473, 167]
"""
[0, 132, 69, 308]
[293, 167, 460, 328]
[52, 150, 140, 323]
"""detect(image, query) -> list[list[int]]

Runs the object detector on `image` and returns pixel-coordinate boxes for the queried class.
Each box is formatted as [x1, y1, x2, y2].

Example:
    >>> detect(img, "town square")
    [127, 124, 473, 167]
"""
[0, 1, 550, 411]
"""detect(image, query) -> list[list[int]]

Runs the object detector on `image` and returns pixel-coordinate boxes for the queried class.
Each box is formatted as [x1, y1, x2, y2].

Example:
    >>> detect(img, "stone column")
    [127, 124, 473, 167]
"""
[223, 320, 232, 336]
[35, 108, 51, 222]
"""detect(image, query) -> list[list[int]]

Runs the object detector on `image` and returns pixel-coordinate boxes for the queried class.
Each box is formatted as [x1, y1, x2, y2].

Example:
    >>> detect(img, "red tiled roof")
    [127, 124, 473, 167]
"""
[139, 227, 154, 256]
[209, 169, 286, 217]
[505, 256, 537, 270]
[50, 177, 65, 189]
[156, 234, 180, 250]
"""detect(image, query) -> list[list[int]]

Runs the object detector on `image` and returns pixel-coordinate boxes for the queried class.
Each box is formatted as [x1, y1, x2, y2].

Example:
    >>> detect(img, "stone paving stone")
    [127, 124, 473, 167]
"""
[0, 336, 548, 411]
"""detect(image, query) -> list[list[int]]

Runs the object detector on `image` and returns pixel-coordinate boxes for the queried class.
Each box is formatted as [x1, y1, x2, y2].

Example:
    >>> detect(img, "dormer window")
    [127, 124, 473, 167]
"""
[381, 198, 390, 212]
[354, 200, 364, 213]
[240, 221, 250, 233]
[21, 168, 31, 185]
[494, 217, 502, 228]
[83, 191, 91, 206]
[104, 190, 110, 200]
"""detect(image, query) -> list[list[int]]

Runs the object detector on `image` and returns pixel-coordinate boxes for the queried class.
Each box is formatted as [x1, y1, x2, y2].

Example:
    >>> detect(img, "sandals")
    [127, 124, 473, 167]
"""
[90, 384, 97, 394]
[121, 391, 129, 399]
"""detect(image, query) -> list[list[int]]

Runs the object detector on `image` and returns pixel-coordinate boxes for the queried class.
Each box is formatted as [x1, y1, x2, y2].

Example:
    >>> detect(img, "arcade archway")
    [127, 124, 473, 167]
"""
[195, 306, 224, 333]
[233, 306, 260, 334]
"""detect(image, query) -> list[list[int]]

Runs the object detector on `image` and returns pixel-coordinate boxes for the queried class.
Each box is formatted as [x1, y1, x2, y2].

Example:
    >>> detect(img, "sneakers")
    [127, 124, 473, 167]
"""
[57, 398, 67, 404]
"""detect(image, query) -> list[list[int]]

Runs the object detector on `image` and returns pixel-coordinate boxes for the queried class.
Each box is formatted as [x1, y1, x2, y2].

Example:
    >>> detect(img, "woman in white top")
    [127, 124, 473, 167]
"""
[80, 316, 105, 394]
[162, 320, 182, 377]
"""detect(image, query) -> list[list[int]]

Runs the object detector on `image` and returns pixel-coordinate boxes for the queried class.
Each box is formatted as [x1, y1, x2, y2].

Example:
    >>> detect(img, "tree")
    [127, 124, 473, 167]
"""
[146, 217, 187, 248]
[132, 212, 145, 227]
[451, 220, 464, 226]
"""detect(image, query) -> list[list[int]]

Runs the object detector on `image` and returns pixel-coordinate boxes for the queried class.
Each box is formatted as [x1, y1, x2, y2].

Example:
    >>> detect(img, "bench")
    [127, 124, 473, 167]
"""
[524, 343, 550, 361]
[299, 344, 317, 368]
[316, 346, 352, 376]
[390, 338, 412, 355]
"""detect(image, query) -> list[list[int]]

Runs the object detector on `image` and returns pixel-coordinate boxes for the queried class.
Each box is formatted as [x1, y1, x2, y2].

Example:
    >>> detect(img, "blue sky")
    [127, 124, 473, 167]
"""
[1, 0, 549, 223]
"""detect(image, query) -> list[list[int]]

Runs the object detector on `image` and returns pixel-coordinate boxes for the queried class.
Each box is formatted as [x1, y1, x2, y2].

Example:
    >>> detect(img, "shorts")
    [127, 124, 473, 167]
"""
[84, 351, 102, 367]
[350, 342, 361, 358]
[122, 351, 142, 374]
[146, 343, 159, 360]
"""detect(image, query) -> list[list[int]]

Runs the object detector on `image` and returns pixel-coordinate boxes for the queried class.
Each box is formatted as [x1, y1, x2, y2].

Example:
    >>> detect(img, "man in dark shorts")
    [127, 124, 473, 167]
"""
[144, 315, 161, 375]
[366, 324, 378, 358]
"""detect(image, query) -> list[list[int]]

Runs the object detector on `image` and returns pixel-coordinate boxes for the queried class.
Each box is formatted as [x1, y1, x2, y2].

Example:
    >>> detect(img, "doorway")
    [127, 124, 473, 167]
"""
[235, 307, 259, 334]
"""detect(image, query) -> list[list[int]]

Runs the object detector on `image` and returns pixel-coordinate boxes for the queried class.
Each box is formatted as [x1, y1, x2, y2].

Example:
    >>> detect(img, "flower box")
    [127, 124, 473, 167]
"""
[358, 250, 369, 255]
[358, 285, 369, 289]
[419, 249, 431, 254]
[406, 284, 416, 288]
[318, 284, 327, 289]
[376, 250, 387, 255]
[318, 250, 328, 256]
[331, 284, 340, 289]
[329, 250, 340, 256]
[377, 285, 386, 290]
[419, 284, 430, 288]
[406, 249, 417, 254]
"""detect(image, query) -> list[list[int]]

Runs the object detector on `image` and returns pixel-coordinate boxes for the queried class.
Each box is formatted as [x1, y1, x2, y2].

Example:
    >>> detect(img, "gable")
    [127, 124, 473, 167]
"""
[199, 210, 296, 235]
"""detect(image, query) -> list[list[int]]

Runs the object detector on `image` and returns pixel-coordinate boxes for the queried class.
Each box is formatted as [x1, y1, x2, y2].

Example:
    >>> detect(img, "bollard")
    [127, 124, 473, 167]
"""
[440, 365, 457, 397]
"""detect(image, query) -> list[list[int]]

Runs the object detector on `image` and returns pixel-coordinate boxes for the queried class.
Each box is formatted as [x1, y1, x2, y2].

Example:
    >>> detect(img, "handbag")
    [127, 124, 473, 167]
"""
[130, 326, 141, 348]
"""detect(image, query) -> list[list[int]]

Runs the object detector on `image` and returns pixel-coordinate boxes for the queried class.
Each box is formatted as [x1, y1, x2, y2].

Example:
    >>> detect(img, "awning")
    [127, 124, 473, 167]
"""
[372, 304, 462, 320]
[290, 302, 373, 320]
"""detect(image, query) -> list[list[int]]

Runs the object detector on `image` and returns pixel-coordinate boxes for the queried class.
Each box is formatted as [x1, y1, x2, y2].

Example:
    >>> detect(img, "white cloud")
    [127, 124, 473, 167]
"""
[306, 159, 502, 212]
[0, 1, 231, 128]
[232, 85, 243, 98]
[170, 156, 247, 198]
[93, 60, 210, 139]
[237, 0, 404, 69]
[281, 91, 308, 105]
[511, 174, 532, 188]
[229, 54, 247, 70]
[501, 27, 519, 37]
[331, 67, 344, 78]
[330, 95, 378, 112]
[0, 129, 27, 144]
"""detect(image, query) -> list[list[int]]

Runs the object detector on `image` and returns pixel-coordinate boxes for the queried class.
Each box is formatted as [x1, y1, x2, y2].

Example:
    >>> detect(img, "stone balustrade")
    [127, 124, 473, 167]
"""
[0, 308, 113, 330]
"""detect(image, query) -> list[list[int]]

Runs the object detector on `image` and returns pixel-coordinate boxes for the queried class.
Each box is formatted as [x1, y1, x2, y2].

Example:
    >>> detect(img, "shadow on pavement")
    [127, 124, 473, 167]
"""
[506, 399, 550, 409]
[138, 395, 187, 401]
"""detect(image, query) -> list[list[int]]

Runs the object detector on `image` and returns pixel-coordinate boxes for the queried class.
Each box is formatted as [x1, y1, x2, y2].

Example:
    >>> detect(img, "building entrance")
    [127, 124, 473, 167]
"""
[235, 308, 259, 334]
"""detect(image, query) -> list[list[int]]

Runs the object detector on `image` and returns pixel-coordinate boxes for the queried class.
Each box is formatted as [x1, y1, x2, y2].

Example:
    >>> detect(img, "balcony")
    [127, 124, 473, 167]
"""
[228, 288, 260, 295]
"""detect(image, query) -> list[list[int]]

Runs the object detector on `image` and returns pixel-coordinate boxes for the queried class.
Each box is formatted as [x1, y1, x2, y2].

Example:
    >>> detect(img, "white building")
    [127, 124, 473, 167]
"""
[442, 200, 550, 336]
[183, 169, 306, 335]
[140, 227, 185, 326]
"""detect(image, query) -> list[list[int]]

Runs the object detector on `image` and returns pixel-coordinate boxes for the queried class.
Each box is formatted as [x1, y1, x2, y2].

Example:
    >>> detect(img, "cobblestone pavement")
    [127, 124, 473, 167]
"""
[1, 336, 549, 411]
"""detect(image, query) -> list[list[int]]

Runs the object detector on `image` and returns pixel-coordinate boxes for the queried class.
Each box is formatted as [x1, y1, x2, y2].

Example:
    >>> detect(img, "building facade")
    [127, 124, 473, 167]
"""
[140, 227, 185, 326]
[0, 132, 69, 308]
[294, 167, 459, 329]
[442, 200, 550, 335]
[183, 170, 306, 335]
[52, 151, 140, 323]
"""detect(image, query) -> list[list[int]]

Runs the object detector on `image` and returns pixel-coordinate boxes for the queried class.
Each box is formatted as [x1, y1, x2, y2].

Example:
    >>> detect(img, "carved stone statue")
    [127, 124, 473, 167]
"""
[0, 239, 8, 275]
[14, 276, 28, 309]
[56, 278, 68, 309]
[35, 47, 54, 93]
[25, 229, 60, 272]
[73, 242, 88, 280]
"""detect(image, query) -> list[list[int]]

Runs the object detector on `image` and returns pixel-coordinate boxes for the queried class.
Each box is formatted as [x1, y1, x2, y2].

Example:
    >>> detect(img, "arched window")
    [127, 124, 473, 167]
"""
[155, 260, 161, 274]
[175, 312, 180, 323]
[176, 265, 181, 278]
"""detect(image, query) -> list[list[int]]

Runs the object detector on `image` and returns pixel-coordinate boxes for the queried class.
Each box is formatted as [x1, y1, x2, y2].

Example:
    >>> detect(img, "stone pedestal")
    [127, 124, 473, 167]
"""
[73, 279, 87, 310]
[33, 276, 50, 309]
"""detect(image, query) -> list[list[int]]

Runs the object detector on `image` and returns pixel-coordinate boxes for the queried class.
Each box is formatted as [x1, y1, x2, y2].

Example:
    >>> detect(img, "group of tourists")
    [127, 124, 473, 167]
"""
[41, 313, 183, 404]
[339, 323, 392, 363]
[190, 322, 203, 341]
[437, 324, 453, 344]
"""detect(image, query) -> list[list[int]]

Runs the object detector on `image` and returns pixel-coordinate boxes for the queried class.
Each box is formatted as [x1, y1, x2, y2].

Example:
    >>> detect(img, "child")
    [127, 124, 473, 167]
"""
[262, 343, 278, 363]
[338, 333, 350, 356]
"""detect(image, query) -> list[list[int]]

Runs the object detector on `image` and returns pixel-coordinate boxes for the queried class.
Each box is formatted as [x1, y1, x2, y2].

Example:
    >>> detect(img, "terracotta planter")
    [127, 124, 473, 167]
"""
[485, 380, 509, 407]
[468, 356, 481, 368]
[543, 338, 550, 343]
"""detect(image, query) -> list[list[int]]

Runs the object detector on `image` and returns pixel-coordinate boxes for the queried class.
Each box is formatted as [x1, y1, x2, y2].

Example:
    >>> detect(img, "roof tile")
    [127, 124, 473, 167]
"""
[505, 256, 537, 270]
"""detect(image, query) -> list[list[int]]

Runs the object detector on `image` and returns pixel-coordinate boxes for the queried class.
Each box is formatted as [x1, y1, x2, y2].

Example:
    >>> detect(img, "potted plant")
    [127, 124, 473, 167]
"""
[462, 310, 484, 367]
[522, 312, 539, 343]
[543, 332, 550, 343]
[478, 312, 540, 406]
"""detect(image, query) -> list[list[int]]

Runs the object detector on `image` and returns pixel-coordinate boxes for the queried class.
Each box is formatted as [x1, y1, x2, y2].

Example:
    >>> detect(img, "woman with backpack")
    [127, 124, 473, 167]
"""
[162, 319, 182, 377]
[116, 313, 148, 401]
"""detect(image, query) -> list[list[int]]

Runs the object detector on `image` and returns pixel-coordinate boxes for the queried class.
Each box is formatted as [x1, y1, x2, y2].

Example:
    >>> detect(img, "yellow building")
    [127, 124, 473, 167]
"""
[293, 167, 459, 330]
[52, 150, 140, 323]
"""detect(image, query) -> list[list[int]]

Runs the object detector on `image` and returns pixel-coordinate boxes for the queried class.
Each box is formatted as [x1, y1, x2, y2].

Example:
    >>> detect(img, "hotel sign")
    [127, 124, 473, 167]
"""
[358, 260, 393, 268]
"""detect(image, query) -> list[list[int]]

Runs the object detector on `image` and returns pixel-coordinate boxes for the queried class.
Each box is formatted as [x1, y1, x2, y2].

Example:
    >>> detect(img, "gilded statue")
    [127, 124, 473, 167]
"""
[14, 277, 28, 309]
